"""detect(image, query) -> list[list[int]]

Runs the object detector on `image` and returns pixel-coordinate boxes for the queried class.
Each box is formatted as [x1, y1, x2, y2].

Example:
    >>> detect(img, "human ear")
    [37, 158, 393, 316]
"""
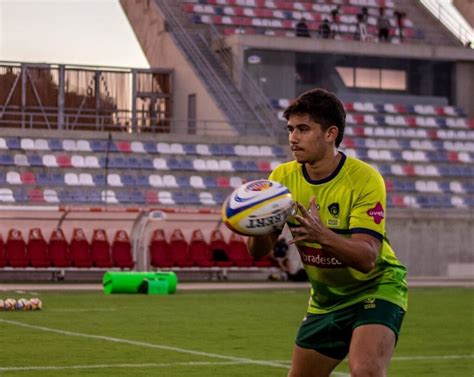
[326, 125, 339, 142]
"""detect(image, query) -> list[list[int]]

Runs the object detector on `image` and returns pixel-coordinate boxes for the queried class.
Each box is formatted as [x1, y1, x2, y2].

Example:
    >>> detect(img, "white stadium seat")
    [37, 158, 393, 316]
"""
[43, 189, 59, 203]
[84, 155, 100, 168]
[65, 173, 79, 186]
[79, 173, 94, 186]
[196, 144, 211, 155]
[107, 174, 123, 187]
[219, 159, 234, 171]
[193, 159, 207, 171]
[0, 188, 15, 202]
[43, 154, 58, 167]
[62, 139, 77, 151]
[34, 139, 50, 150]
[170, 143, 185, 154]
[149, 174, 163, 187]
[14, 154, 29, 166]
[158, 191, 175, 205]
[162, 174, 178, 188]
[190, 175, 205, 189]
[131, 141, 145, 153]
[199, 192, 216, 206]
[101, 190, 118, 204]
[20, 138, 35, 150]
[6, 171, 21, 185]
[153, 158, 168, 170]
[71, 155, 85, 168]
[157, 142, 170, 154]
[76, 140, 91, 152]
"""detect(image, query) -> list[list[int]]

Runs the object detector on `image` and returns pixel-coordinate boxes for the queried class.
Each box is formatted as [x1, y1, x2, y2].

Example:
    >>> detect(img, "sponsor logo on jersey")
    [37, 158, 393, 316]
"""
[328, 203, 339, 217]
[367, 202, 385, 224]
[299, 246, 344, 268]
[363, 297, 376, 309]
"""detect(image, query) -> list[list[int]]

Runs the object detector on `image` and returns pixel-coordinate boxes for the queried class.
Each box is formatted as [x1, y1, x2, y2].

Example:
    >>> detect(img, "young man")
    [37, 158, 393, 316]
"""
[247, 89, 408, 377]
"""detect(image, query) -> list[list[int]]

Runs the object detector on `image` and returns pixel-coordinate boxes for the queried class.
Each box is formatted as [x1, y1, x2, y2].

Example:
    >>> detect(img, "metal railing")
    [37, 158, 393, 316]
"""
[154, 0, 257, 132]
[419, 0, 474, 46]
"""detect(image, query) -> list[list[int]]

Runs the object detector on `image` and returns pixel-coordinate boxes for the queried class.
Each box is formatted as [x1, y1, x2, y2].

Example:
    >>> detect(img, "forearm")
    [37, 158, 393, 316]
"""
[247, 232, 279, 259]
[317, 230, 378, 273]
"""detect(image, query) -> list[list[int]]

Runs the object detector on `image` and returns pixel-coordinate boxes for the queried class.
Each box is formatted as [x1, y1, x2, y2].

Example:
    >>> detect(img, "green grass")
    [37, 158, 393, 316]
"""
[0, 287, 473, 376]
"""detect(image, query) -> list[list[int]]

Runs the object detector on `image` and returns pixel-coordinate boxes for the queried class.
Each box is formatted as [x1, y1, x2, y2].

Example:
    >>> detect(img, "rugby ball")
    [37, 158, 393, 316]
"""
[222, 179, 293, 236]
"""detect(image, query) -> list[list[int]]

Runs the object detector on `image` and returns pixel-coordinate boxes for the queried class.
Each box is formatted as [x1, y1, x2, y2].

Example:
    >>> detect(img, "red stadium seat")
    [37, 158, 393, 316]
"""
[188, 229, 214, 267]
[254, 253, 275, 267]
[111, 230, 134, 269]
[70, 228, 92, 268]
[149, 229, 173, 268]
[227, 233, 253, 267]
[27, 228, 50, 267]
[5, 229, 28, 267]
[49, 228, 70, 267]
[0, 233, 6, 267]
[91, 229, 112, 268]
[169, 229, 192, 267]
[209, 229, 232, 267]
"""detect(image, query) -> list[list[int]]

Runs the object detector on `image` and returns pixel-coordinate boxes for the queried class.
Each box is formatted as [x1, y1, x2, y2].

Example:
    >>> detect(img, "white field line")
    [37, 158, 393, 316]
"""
[0, 319, 288, 369]
[392, 354, 474, 361]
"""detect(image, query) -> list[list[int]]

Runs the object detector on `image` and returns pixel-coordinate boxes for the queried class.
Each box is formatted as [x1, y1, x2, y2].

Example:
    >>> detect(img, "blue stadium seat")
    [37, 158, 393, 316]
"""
[232, 160, 247, 172]
[221, 144, 236, 156]
[93, 174, 106, 186]
[167, 158, 183, 170]
[186, 191, 201, 205]
[48, 138, 63, 151]
[203, 176, 217, 188]
[176, 176, 190, 187]
[130, 190, 145, 204]
[143, 142, 157, 154]
[122, 174, 137, 186]
[13, 188, 27, 202]
[116, 191, 131, 203]
[0, 172, 5, 184]
[127, 157, 141, 169]
[172, 191, 187, 205]
[28, 154, 44, 167]
[272, 145, 286, 157]
[50, 173, 64, 186]
[109, 156, 128, 169]
[90, 140, 109, 152]
[140, 158, 154, 170]
[180, 159, 194, 170]
[182, 143, 197, 155]
[0, 154, 14, 166]
[136, 175, 149, 186]
[87, 190, 102, 203]
[37, 172, 50, 185]
[6, 138, 21, 150]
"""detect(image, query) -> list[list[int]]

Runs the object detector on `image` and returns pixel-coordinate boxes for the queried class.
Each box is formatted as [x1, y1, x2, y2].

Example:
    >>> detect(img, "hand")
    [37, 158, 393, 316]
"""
[288, 196, 327, 245]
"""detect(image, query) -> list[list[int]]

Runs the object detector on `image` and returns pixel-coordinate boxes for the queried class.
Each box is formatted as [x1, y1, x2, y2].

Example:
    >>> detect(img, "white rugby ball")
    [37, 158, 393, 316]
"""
[222, 179, 293, 236]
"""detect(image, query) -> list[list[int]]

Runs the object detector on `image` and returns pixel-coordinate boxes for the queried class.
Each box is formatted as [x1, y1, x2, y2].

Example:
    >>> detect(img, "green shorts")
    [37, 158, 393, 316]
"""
[295, 299, 405, 360]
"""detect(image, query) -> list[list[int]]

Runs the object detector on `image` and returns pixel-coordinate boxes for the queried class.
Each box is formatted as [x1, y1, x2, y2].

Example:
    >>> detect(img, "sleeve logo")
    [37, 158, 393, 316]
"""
[367, 202, 385, 224]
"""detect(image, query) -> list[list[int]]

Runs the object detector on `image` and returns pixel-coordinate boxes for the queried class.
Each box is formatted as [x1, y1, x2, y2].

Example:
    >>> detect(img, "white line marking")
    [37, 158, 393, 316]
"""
[392, 354, 474, 361]
[0, 361, 252, 372]
[0, 319, 288, 369]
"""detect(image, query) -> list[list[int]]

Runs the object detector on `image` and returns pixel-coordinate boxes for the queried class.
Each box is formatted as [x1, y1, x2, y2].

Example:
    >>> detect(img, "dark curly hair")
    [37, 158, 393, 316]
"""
[283, 88, 346, 147]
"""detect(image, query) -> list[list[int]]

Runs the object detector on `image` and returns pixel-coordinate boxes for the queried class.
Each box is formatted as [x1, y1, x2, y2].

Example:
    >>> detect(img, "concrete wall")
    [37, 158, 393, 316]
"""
[120, 0, 233, 135]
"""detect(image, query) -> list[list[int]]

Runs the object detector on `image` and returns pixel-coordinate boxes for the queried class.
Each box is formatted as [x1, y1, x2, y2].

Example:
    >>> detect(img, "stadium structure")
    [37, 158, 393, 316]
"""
[0, 0, 472, 282]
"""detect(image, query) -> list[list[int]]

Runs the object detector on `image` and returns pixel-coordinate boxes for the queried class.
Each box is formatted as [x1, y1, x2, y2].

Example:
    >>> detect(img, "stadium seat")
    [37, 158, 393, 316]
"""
[111, 230, 134, 269]
[5, 229, 28, 267]
[14, 154, 29, 166]
[6, 171, 21, 185]
[199, 192, 216, 206]
[188, 229, 214, 267]
[209, 229, 232, 267]
[69, 228, 92, 268]
[27, 228, 50, 267]
[169, 229, 192, 267]
[34, 139, 50, 151]
[76, 140, 91, 152]
[90, 229, 112, 268]
[48, 229, 70, 267]
[149, 174, 164, 187]
[131, 141, 145, 153]
[0, 188, 15, 203]
[149, 229, 173, 268]
[27, 188, 45, 203]
[21, 171, 36, 184]
[71, 155, 85, 168]
[0, 233, 5, 267]
[227, 233, 253, 267]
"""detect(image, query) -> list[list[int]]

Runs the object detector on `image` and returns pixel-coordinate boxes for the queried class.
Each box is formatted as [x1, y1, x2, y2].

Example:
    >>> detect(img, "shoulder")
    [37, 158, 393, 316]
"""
[342, 155, 384, 187]
[270, 160, 300, 180]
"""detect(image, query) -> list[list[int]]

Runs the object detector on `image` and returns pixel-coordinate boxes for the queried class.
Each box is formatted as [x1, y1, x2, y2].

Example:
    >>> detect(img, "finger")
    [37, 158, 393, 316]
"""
[296, 202, 310, 217]
[309, 196, 319, 216]
[288, 235, 308, 245]
[293, 214, 309, 227]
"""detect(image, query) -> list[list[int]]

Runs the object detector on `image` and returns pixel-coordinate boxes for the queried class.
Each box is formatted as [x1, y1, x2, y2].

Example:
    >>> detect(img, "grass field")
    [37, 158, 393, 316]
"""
[0, 286, 473, 376]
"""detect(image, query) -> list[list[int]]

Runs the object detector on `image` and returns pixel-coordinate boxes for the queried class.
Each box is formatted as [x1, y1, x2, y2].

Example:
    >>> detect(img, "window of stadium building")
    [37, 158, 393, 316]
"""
[336, 67, 406, 91]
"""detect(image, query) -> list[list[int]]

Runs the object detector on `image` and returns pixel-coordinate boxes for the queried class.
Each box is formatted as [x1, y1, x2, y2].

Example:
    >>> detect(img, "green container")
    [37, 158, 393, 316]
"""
[145, 278, 169, 295]
[102, 271, 177, 295]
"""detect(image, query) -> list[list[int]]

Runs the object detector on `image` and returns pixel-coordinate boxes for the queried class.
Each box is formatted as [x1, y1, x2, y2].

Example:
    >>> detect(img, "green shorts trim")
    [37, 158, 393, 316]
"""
[295, 299, 405, 360]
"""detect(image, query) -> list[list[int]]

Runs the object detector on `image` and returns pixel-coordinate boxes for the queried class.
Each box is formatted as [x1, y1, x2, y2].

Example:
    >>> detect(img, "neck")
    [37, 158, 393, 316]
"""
[304, 150, 341, 181]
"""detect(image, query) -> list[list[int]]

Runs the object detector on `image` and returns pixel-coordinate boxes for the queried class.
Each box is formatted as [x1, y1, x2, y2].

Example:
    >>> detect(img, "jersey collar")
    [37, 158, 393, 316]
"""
[302, 151, 346, 185]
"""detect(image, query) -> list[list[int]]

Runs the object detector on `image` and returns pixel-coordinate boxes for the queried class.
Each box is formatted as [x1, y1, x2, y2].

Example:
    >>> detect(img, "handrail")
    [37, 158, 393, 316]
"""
[419, 0, 473, 46]
[154, 0, 251, 130]
[207, 24, 281, 135]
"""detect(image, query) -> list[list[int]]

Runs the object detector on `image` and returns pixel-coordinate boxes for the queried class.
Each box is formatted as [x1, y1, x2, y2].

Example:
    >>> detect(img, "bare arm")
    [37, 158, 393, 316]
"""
[289, 197, 380, 273]
[247, 232, 279, 259]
